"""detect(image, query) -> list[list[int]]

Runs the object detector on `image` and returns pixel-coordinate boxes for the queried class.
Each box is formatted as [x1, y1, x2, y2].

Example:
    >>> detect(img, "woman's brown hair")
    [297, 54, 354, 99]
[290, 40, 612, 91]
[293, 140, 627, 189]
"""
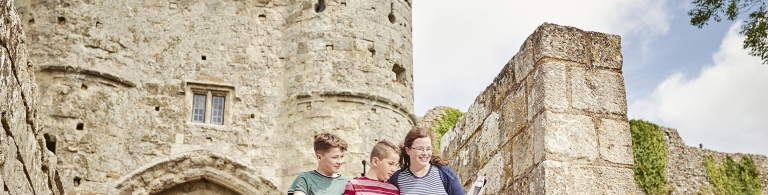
[398, 126, 449, 168]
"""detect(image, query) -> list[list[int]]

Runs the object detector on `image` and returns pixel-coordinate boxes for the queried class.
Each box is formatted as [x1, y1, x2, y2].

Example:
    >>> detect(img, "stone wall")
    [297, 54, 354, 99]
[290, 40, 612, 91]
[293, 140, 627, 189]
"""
[14, 0, 414, 193]
[662, 127, 768, 195]
[0, 0, 63, 194]
[417, 106, 452, 130]
[440, 23, 636, 194]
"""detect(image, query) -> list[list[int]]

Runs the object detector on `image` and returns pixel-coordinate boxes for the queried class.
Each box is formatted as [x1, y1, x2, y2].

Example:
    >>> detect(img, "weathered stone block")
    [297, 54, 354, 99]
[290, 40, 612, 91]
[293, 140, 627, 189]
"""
[509, 175, 532, 195]
[534, 23, 587, 64]
[597, 119, 633, 165]
[470, 111, 504, 167]
[570, 68, 627, 115]
[529, 61, 569, 119]
[534, 160, 636, 194]
[474, 151, 512, 194]
[513, 127, 535, 178]
[535, 111, 598, 164]
[587, 32, 623, 70]
[513, 35, 535, 83]
[500, 86, 527, 140]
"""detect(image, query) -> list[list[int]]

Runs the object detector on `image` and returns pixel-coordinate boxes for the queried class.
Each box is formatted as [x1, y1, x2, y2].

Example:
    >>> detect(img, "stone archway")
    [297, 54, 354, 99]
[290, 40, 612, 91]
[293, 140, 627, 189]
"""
[156, 179, 240, 195]
[113, 150, 280, 195]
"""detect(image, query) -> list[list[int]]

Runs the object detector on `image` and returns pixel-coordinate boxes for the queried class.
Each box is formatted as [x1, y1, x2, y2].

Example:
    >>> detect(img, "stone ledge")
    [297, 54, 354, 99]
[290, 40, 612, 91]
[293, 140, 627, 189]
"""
[38, 65, 137, 87]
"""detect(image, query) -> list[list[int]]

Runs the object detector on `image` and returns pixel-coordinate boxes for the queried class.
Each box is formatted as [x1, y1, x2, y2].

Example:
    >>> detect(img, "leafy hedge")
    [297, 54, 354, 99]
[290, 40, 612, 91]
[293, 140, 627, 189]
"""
[431, 108, 463, 150]
[630, 119, 673, 195]
[701, 155, 762, 195]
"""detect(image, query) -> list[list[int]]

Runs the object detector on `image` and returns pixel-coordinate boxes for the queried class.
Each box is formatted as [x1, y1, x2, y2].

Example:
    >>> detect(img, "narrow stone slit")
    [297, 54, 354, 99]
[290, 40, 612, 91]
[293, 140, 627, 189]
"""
[73, 176, 81, 187]
[44, 133, 56, 154]
[392, 64, 406, 85]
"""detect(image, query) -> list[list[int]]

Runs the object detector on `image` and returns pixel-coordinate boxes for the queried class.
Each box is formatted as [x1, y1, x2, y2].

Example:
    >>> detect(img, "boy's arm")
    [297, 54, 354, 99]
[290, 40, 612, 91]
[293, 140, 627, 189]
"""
[343, 181, 356, 195]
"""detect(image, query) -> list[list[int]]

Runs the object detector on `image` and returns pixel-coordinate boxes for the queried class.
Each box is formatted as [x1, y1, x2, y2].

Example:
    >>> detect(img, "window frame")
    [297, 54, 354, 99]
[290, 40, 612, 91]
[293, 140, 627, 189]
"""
[185, 82, 234, 126]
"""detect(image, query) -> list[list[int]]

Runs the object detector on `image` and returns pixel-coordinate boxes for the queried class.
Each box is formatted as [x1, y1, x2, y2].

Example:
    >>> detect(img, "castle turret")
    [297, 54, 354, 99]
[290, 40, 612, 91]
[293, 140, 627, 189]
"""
[278, 0, 414, 188]
[14, 0, 413, 193]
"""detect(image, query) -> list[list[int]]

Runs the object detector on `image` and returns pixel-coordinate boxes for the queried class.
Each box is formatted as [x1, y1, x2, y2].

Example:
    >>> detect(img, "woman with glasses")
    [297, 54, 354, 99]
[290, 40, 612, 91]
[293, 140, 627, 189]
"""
[387, 127, 464, 195]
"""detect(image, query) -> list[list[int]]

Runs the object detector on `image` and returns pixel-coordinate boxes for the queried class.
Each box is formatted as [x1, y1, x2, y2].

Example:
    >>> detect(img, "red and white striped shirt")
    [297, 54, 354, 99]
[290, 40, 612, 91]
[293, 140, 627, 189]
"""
[344, 176, 400, 195]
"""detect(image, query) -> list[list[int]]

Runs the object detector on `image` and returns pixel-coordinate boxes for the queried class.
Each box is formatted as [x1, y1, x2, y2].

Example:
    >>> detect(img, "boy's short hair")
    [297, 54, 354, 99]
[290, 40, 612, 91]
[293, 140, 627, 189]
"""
[370, 140, 399, 160]
[314, 132, 348, 154]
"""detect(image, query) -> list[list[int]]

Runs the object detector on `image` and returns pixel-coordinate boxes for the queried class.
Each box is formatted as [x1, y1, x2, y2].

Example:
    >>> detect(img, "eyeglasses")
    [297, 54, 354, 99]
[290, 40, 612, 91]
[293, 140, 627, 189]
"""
[409, 146, 433, 153]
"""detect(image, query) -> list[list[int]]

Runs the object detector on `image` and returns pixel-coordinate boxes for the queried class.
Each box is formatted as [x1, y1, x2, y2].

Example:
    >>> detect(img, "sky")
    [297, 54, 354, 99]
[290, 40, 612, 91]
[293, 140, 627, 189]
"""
[412, 0, 768, 156]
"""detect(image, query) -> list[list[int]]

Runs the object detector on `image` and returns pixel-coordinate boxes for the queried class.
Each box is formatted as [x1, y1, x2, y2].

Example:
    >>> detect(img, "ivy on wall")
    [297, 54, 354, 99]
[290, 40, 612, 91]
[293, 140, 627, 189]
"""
[630, 119, 673, 195]
[431, 108, 463, 151]
[701, 155, 762, 195]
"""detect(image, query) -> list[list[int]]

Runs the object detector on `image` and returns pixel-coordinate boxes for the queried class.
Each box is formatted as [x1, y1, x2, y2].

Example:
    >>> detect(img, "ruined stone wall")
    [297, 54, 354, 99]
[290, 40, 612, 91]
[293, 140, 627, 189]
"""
[418, 106, 452, 130]
[661, 127, 768, 195]
[440, 23, 636, 194]
[0, 0, 63, 194]
[14, 0, 414, 193]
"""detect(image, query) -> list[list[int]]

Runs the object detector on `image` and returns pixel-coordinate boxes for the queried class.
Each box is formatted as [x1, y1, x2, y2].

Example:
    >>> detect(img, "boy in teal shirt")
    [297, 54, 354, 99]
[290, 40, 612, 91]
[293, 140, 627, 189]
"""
[288, 132, 350, 195]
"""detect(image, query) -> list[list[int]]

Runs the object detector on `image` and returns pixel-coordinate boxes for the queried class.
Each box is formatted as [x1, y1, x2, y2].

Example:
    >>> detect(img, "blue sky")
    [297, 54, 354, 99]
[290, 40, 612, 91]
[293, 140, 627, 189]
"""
[412, 0, 768, 156]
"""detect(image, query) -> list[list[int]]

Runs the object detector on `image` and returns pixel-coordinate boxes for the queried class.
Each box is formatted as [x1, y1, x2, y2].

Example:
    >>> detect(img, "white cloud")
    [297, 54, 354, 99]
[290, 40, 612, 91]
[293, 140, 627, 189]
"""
[630, 22, 768, 156]
[413, 0, 672, 115]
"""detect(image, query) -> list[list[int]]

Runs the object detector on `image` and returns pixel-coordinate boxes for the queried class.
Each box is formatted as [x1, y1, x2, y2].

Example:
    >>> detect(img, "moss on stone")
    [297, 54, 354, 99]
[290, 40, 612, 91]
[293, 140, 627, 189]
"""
[630, 119, 673, 195]
[701, 155, 762, 195]
[431, 108, 463, 150]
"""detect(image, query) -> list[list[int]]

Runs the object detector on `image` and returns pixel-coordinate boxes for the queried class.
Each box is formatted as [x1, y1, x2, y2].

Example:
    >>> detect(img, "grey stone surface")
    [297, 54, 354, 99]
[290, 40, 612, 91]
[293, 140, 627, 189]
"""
[570, 68, 627, 115]
[587, 31, 623, 70]
[597, 118, 633, 165]
[537, 111, 598, 164]
[441, 23, 636, 194]
[15, 0, 414, 193]
[1, 0, 63, 194]
[535, 160, 636, 195]
[660, 127, 768, 195]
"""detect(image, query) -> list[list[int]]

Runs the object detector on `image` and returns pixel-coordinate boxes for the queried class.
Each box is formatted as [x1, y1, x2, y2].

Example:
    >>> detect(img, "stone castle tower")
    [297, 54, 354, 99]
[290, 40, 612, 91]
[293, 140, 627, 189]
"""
[14, 0, 414, 193]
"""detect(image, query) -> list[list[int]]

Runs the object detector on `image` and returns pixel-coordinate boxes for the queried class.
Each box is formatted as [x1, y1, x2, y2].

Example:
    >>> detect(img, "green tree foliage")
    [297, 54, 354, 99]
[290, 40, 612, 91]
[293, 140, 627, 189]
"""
[689, 0, 768, 64]
[630, 119, 673, 195]
[702, 155, 762, 195]
[431, 108, 463, 150]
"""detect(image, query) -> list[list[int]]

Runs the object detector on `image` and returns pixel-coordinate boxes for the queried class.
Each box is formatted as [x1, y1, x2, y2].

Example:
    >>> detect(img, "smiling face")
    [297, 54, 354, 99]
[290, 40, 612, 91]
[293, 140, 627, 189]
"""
[405, 137, 433, 168]
[372, 152, 400, 181]
[317, 147, 345, 176]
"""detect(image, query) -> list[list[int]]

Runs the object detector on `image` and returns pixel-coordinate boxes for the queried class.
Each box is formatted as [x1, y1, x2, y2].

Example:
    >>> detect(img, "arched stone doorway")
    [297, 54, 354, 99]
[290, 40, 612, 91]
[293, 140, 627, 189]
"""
[156, 179, 239, 195]
[113, 150, 280, 195]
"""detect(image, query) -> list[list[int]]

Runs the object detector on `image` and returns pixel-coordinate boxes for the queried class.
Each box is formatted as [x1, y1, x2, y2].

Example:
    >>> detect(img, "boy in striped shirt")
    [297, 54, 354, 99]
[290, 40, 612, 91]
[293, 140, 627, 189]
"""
[344, 140, 400, 195]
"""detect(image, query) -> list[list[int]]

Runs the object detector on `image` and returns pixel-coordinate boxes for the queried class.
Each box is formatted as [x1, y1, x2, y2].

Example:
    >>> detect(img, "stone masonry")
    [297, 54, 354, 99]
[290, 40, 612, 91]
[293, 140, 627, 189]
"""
[1, 0, 64, 194]
[440, 23, 636, 194]
[661, 127, 768, 195]
[7, 0, 768, 193]
[13, 0, 414, 193]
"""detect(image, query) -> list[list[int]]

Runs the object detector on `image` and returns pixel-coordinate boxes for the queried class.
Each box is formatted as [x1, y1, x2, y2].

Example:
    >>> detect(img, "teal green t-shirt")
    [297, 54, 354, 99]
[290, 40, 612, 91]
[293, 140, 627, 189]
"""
[287, 170, 350, 195]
